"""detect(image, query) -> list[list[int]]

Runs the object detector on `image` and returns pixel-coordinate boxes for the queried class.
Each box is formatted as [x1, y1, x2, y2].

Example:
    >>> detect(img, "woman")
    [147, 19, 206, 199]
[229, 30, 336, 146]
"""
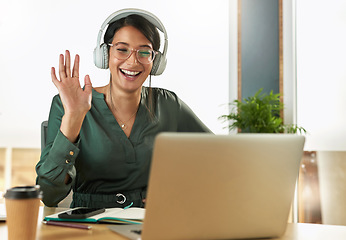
[36, 9, 211, 208]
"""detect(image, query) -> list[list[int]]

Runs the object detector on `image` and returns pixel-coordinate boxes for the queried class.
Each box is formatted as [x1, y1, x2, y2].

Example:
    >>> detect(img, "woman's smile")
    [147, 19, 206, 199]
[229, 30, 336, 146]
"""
[119, 68, 142, 81]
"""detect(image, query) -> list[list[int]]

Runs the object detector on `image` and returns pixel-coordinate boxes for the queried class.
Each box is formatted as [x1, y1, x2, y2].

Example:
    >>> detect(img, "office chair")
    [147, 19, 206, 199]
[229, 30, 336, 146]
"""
[41, 121, 48, 152]
[41, 120, 73, 208]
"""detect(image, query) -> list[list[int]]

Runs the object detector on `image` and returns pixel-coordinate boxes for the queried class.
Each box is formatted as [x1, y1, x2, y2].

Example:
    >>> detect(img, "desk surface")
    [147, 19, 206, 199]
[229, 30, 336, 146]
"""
[1, 206, 346, 240]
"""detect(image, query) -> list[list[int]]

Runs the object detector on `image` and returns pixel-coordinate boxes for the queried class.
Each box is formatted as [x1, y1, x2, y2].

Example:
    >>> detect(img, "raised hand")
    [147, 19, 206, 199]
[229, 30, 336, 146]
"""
[51, 50, 92, 142]
[51, 50, 92, 115]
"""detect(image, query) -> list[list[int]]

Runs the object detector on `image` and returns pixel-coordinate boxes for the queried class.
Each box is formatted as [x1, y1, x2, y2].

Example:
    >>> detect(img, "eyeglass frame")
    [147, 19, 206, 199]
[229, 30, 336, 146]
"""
[107, 43, 158, 64]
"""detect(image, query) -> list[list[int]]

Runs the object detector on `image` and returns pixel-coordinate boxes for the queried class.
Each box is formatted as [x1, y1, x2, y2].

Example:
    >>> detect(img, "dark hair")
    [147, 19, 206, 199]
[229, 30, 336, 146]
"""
[104, 14, 160, 51]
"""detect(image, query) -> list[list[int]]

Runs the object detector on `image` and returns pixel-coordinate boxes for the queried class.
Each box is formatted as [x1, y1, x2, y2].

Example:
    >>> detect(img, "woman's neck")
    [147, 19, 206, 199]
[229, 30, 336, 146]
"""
[108, 85, 141, 113]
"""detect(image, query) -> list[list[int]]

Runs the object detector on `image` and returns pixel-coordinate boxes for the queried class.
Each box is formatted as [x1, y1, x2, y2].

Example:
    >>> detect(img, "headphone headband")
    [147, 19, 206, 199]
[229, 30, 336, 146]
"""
[93, 8, 168, 75]
[101, 8, 167, 35]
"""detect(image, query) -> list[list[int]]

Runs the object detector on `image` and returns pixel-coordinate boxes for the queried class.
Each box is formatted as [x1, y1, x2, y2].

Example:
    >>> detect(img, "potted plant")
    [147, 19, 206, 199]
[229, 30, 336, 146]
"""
[219, 88, 306, 134]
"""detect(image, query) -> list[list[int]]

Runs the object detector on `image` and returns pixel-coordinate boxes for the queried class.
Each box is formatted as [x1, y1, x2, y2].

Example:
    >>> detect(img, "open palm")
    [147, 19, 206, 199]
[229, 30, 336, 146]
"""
[51, 50, 92, 116]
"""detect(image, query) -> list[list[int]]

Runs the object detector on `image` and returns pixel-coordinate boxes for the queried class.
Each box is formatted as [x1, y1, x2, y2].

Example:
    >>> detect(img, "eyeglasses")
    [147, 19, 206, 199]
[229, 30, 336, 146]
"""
[108, 43, 157, 64]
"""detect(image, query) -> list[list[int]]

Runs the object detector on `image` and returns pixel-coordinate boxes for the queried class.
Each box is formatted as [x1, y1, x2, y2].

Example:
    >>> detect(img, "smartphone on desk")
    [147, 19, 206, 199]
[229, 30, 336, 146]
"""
[58, 207, 105, 219]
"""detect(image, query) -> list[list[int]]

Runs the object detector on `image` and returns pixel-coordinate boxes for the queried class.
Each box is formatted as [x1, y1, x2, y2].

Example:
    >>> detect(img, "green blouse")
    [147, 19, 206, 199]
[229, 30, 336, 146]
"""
[36, 87, 211, 208]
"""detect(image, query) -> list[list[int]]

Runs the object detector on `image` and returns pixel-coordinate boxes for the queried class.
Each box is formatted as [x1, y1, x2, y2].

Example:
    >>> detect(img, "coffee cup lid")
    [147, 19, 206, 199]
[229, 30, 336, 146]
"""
[4, 185, 43, 199]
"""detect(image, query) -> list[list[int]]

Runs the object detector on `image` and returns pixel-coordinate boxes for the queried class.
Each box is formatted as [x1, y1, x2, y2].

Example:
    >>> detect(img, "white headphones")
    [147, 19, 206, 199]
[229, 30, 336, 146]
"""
[93, 8, 168, 76]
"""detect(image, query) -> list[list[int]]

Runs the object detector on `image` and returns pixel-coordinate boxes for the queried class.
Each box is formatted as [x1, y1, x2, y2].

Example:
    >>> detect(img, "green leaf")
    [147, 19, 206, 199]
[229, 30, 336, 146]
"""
[219, 88, 306, 134]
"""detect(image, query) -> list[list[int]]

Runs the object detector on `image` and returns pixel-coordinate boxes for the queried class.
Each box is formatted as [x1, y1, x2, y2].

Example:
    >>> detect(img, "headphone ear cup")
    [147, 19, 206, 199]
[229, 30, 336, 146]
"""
[150, 51, 161, 75]
[151, 51, 166, 76]
[93, 43, 109, 69]
[101, 43, 109, 69]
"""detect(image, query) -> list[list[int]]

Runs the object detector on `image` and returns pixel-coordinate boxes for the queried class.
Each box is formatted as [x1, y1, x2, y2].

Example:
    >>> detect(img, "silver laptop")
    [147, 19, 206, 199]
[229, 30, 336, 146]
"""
[109, 133, 305, 240]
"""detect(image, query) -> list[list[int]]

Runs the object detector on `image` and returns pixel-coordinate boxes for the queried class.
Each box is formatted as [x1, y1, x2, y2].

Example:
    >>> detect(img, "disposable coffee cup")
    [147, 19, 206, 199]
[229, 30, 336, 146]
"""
[4, 185, 42, 240]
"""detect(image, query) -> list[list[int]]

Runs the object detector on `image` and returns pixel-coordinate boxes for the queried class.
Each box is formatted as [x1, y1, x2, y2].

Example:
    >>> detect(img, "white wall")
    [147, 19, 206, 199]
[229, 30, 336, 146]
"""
[0, 0, 230, 148]
[296, 0, 346, 151]
[228, 0, 238, 119]
[282, 0, 296, 127]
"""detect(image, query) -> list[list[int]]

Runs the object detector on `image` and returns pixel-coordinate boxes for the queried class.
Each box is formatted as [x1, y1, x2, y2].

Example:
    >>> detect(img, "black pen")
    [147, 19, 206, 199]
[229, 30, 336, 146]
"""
[42, 220, 92, 230]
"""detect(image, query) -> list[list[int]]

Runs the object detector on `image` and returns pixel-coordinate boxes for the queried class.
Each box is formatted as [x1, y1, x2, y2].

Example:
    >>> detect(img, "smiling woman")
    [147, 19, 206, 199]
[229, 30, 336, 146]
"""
[0, 1, 229, 150]
[35, 8, 212, 209]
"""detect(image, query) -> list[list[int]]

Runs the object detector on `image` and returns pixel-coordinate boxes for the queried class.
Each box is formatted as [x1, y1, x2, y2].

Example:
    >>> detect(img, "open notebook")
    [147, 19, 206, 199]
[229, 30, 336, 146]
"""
[109, 133, 305, 240]
[45, 207, 145, 225]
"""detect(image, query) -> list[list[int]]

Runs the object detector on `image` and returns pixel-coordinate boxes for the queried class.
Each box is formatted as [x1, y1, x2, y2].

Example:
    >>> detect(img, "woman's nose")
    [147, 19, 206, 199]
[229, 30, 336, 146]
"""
[126, 51, 138, 64]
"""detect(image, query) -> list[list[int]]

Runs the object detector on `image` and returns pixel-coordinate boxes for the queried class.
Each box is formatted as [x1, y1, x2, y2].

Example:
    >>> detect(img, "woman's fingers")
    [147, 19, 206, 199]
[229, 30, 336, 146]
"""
[65, 50, 71, 77]
[58, 54, 66, 80]
[84, 75, 92, 94]
[58, 50, 78, 80]
[51, 67, 60, 88]
[84, 74, 92, 87]
[72, 54, 79, 78]
[52, 52, 90, 98]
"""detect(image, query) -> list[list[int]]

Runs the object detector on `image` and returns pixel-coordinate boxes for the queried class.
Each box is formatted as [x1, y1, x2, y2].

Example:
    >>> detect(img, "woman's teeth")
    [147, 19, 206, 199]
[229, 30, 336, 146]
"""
[121, 69, 140, 76]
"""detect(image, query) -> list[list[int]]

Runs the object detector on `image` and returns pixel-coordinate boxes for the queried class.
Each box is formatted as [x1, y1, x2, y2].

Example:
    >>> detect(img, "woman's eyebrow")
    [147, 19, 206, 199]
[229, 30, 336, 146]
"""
[139, 44, 152, 49]
[114, 42, 129, 46]
[115, 42, 153, 49]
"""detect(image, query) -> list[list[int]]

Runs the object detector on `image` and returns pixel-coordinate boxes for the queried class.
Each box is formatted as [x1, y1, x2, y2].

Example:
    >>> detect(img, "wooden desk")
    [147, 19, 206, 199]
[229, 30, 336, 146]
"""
[1, 206, 346, 240]
[0, 206, 128, 240]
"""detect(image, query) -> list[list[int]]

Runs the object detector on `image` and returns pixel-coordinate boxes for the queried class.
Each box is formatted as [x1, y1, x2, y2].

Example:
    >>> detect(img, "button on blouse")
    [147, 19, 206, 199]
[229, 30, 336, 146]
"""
[36, 87, 211, 207]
